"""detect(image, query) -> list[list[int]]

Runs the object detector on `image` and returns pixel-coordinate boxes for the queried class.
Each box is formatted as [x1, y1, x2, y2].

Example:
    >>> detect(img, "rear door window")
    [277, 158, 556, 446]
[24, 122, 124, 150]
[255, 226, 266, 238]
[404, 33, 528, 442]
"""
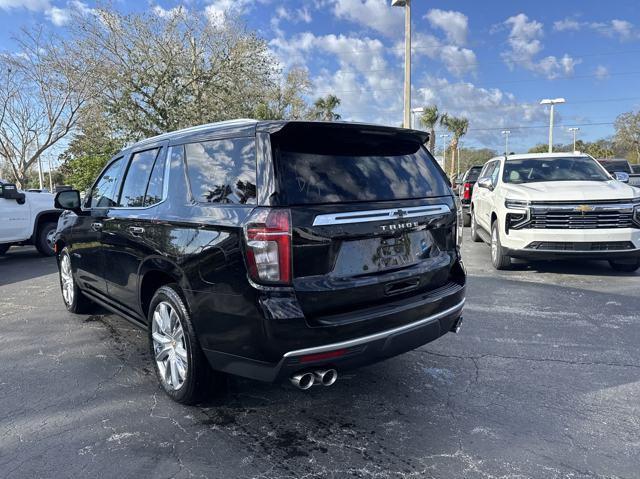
[271, 127, 448, 205]
[185, 138, 257, 204]
[119, 148, 161, 207]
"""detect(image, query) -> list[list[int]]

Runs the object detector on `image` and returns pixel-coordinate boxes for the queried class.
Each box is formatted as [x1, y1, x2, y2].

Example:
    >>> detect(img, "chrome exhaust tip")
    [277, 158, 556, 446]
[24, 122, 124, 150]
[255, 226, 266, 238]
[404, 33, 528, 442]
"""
[314, 369, 338, 387]
[290, 372, 315, 390]
[451, 316, 463, 333]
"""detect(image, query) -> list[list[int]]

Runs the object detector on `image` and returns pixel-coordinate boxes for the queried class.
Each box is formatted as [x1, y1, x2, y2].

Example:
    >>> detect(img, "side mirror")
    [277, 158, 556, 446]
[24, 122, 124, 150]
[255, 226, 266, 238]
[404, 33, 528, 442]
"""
[477, 177, 493, 190]
[614, 171, 630, 183]
[55, 189, 82, 212]
[0, 183, 26, 204]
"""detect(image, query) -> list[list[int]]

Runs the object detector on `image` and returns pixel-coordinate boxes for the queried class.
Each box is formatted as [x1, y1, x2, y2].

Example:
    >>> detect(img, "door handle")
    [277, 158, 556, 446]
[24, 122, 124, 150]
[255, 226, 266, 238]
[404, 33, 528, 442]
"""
[91, 222, 103, 231]
[129, 226, 145, 237]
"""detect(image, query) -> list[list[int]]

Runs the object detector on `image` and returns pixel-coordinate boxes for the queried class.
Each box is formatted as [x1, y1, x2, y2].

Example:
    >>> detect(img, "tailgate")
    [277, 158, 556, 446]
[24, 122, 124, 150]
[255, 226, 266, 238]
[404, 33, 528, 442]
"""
[268, 122, 460, 323]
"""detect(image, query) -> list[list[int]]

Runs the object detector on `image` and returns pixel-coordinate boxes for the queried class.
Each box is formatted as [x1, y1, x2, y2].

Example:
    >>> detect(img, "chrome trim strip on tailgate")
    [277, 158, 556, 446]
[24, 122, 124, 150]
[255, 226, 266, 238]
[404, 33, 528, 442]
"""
[312, 204, 451, 226]
[283, 299, 465, 358]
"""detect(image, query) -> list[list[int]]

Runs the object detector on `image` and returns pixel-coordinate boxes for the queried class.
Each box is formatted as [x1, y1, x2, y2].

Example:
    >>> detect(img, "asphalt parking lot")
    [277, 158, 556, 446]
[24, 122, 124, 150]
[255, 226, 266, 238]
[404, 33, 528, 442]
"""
[1, 235, 639, 479]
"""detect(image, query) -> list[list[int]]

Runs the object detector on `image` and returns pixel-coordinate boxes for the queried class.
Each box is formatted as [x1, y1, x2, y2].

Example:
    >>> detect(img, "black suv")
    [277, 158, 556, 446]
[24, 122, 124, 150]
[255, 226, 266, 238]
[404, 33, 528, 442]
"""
[54, 120, 466, 404]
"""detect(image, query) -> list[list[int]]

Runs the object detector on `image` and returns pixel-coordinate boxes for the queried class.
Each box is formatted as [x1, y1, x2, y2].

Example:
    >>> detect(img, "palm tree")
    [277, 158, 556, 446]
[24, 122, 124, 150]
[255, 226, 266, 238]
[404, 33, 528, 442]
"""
[311, 95, 342, 121]
[440, 114, 469, 177]
[419, 105, 439, 153]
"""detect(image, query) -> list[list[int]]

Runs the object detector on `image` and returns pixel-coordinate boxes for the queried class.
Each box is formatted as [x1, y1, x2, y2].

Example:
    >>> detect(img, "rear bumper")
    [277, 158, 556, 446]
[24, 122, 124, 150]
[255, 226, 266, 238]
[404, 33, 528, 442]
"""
[202, 298, 464, 383]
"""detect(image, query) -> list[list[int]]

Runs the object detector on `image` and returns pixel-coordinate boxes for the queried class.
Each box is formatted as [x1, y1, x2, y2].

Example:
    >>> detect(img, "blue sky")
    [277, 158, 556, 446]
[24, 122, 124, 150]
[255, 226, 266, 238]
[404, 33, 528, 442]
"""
[1, 0, 640, 154]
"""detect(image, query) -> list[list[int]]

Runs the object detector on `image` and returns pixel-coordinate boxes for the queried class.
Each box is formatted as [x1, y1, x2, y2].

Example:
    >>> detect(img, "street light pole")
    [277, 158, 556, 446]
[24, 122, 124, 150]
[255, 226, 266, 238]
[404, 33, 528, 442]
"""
[540, 98, 566, 153]
[568, 127, 580, 152]
[392, 0, 411, 128]
[501, 130, 511, 156]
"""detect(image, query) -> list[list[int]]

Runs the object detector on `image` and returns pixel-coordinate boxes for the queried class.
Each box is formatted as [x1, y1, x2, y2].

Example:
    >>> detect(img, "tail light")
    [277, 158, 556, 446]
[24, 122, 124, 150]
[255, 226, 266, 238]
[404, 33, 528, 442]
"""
[462, 182, 471, 200]
[244, 208, 292, 285]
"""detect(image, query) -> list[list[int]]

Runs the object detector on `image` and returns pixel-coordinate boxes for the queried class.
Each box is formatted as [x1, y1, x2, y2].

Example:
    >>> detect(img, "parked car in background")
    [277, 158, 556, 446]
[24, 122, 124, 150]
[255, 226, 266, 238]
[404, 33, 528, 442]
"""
[631, 164, 640, 174]
[53, 120, 466, 404]
[470, 153, 640, 271]
[0, 180, 61, 256]
[458, 165, 484, 226]
[596, 158, 640, 187]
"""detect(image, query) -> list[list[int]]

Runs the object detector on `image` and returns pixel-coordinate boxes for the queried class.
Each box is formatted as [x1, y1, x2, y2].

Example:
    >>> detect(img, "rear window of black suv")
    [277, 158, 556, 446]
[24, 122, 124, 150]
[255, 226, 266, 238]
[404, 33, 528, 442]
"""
[271, 124, 448, 205]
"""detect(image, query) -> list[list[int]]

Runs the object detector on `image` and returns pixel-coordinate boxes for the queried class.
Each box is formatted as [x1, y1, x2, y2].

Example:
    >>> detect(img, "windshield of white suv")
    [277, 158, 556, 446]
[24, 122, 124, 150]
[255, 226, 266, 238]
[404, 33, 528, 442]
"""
[502, 157, 610, 184]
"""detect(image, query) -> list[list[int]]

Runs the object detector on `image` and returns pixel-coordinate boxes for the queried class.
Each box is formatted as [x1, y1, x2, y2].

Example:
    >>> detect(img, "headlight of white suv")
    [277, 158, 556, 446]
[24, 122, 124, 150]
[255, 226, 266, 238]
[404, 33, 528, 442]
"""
[504, 198, 529, 210]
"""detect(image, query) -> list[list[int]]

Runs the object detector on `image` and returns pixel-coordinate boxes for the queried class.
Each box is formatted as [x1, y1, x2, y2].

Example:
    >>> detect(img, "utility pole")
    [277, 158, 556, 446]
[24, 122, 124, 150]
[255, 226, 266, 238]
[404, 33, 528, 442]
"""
[392, 0, 411, 128]
[540, 98, 566, 153]
[48, 157, 54, 192]
[440, 133, 450, 171]
[568, 127, 580, 152]
[501, 130, 511, 155]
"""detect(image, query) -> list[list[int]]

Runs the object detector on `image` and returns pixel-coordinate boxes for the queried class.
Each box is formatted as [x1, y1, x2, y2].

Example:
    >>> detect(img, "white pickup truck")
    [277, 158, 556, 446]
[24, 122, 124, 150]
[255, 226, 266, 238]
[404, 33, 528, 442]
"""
[0, 181, 61, 256]
[470, 153, 640, 272]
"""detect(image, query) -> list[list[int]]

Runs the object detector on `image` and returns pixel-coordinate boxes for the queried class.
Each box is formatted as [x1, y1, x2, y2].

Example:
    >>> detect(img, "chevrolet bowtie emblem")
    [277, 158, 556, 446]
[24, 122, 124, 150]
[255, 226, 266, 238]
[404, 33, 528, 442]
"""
[394, 209, 407, 218]
[575, 204, 594, 213]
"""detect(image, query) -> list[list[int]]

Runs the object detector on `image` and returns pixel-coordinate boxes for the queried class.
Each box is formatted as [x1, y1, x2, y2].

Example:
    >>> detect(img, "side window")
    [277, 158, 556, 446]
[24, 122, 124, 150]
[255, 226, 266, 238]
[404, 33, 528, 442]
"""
[185, 138, 256, 204]
[144, 151, 166, 206]
[490, 161, 501, 186]
[90, 157, 123, 208]
[119, 148, 160, 208]
[480, 161, 495, 180]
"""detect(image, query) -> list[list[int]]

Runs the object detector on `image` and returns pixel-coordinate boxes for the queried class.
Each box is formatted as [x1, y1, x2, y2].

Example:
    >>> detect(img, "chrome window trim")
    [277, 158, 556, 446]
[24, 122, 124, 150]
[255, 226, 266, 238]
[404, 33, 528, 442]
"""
[312, 204, 451, 226]
[283, 299, 465, 358]
[102, 145, 172, 211]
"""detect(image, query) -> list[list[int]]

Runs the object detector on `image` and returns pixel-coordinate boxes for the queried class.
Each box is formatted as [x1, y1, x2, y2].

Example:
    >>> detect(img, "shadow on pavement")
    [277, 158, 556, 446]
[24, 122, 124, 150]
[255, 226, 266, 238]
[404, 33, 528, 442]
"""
[0, 246, 58, 286]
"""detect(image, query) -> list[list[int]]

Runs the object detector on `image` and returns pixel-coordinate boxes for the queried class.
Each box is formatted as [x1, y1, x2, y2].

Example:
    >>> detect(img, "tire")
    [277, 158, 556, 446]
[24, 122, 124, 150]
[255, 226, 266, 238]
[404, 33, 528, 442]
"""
[59, 247, 95, 313]
[609, 260, 640, 272]
[462, 212, 471, 227]
[469, 209, 482, 242]
[490, 221, 511, 270]
[35, 222, 57, 256]
[0, 244, 10, 256]
[148, 284, 220, 405]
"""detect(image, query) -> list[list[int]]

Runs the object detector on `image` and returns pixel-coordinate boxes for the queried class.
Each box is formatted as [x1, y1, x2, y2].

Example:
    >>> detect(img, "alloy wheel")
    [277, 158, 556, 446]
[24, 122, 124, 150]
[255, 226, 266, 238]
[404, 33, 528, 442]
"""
[60, 253, 74, 306]
[491, 226, 498, 263]
[46, 229, 56, 251]
[152, 301, 188, 391]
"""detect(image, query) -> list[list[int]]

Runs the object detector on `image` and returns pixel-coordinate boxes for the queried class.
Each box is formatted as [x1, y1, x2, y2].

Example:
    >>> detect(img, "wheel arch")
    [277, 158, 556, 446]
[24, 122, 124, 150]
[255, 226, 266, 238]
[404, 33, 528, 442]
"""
[32, 210, 61, 242]
[138, 257, 191, 319]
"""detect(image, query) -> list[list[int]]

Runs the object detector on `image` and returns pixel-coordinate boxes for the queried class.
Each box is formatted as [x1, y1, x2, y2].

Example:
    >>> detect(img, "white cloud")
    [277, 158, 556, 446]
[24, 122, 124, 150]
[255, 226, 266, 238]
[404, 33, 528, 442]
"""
[554, 17, 638, 41]
[594, 65, 609, 80]
[439, 45, 477, 76]
[501, 13, 580, 79]
[40, 1, 92, 26]
[152, 5, 187, 19]
[204, 0, 258, 27]
[425, 9, 468, 46]
[0, 0, 49, 11]
[45, 6, 69, 25]
[553, 18, 581, 32]
[332, 0, 403, 38]
[417, 76, 549, 148]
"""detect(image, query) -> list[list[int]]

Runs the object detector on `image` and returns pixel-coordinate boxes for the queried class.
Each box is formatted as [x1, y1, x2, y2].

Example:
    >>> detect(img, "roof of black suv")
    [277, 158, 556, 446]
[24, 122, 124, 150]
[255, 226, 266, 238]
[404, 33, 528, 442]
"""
[129, 119, 430, 151]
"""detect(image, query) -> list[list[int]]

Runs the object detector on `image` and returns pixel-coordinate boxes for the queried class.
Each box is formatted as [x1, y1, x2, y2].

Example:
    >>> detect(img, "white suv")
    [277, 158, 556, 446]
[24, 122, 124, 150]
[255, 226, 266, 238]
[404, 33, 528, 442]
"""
[469, 153, 640, 271]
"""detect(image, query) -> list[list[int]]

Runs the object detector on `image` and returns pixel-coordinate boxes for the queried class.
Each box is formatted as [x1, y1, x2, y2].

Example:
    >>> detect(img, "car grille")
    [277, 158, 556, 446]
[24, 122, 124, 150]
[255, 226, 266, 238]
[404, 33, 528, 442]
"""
[526, 241, 635, 251]
[528, 210, 635, 229]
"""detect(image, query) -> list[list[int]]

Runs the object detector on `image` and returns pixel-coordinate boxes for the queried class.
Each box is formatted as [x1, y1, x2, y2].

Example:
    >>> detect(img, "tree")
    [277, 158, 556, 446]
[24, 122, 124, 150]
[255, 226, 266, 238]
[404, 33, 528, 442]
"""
[68, 7, 278, 141]
[440, 114, 469, 177]
[0, 29, 93, 188]
[58, 106, 123, 191]
[254, 67, 312, 120]
[310, 95, 341, 121]
[614, 111, 640, 163]
[419, 105, 439, 154]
